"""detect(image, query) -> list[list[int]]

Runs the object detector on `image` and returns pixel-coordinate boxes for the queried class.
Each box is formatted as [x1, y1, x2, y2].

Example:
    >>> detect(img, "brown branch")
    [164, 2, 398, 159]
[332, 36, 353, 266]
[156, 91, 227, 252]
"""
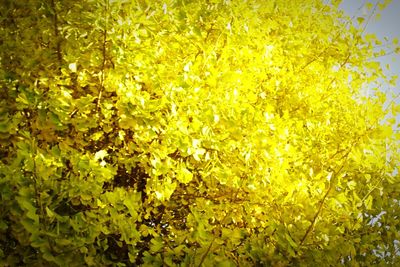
[97, 0, 109, 113]
[197, 236, 215, 267]
[196, 202, 231, 267]
[300, 147, 353, 246]
[31, 144, 43, 226]
[299, 181, 332, 246]
[50, 0, 62, 69]
[319, 53, 351, 102]
[297, 0, 364, 74]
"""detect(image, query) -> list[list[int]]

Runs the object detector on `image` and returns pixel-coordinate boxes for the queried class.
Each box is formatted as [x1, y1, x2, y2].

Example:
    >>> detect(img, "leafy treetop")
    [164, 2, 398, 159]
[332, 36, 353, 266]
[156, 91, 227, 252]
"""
[0, 0, 399, 266]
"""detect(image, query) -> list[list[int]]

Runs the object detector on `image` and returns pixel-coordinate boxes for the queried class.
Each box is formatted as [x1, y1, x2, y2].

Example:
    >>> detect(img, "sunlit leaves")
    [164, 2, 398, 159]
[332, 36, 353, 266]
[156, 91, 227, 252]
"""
[176, 163, 193, 184]
[1, 0, 399, 266]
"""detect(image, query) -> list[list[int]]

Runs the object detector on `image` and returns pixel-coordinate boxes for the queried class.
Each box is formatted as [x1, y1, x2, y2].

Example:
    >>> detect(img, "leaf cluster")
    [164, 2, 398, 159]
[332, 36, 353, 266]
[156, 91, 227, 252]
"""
[0, 0, 399, 266]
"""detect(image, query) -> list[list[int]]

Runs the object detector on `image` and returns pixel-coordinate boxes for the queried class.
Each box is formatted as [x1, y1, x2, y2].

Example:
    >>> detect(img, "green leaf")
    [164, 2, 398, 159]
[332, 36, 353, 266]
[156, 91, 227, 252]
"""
[150, 237, 164, 253]
[357, 17, 365, 24]
[364, 195, 373, 210]
[0, 118, 10, 132]
[217, 260, 236, 267]
[123, 195, 139, 218]
[0, 220, 8, 231]
[16, 196, 39, 224]
[20, 218, 39, 234]
[285, 233, 298, 248]
[46, 207, 55, 218]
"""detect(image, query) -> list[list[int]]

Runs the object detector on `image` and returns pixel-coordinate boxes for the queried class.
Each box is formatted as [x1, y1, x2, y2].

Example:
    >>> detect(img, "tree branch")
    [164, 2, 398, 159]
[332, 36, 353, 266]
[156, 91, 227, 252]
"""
[50, 0, 62, 69]
[300, 148, 352, 246]
[97, 0, 109, 114]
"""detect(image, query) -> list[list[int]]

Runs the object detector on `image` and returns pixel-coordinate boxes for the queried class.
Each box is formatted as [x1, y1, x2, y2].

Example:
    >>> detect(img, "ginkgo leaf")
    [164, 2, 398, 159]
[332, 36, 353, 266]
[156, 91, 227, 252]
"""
[364, 195, 373, 210]
[177, 165, 193, 184]
[357, 17, 365, 24]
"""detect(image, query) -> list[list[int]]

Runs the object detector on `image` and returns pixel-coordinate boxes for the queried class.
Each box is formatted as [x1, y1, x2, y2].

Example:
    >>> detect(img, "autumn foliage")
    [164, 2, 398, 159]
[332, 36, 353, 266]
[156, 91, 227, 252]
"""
[1, 0, 400, 266]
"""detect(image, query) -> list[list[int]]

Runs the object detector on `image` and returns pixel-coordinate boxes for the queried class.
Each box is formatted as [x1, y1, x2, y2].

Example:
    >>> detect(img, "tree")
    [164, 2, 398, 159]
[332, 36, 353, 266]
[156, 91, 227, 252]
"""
[0, 0, 399, 266]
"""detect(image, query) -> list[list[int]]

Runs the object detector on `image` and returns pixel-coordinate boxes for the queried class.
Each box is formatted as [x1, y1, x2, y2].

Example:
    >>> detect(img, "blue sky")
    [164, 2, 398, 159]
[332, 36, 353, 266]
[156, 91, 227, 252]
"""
[340, 0, 400, 83]
[339, 0, 400, 127]
[340, 0, 400, 131]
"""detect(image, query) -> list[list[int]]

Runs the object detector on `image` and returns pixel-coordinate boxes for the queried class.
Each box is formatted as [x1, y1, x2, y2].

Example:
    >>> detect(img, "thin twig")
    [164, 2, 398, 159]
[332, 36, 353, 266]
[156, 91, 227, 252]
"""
[300, 147, 352, 246]
[97, 0, 109, 114]
[197, 201, 231, 267]
[197, 237, 215, 267]
[50, 0, 62, 68]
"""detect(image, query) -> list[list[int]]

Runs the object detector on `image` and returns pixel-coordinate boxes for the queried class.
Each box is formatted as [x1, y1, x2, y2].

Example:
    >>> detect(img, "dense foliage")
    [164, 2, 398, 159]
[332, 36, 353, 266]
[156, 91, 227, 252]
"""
[1, 0, 399, 266]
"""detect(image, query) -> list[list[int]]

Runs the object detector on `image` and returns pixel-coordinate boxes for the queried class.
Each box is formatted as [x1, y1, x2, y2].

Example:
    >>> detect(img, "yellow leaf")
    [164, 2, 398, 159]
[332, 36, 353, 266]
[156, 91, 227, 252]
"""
[178, 165, 193, 184]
